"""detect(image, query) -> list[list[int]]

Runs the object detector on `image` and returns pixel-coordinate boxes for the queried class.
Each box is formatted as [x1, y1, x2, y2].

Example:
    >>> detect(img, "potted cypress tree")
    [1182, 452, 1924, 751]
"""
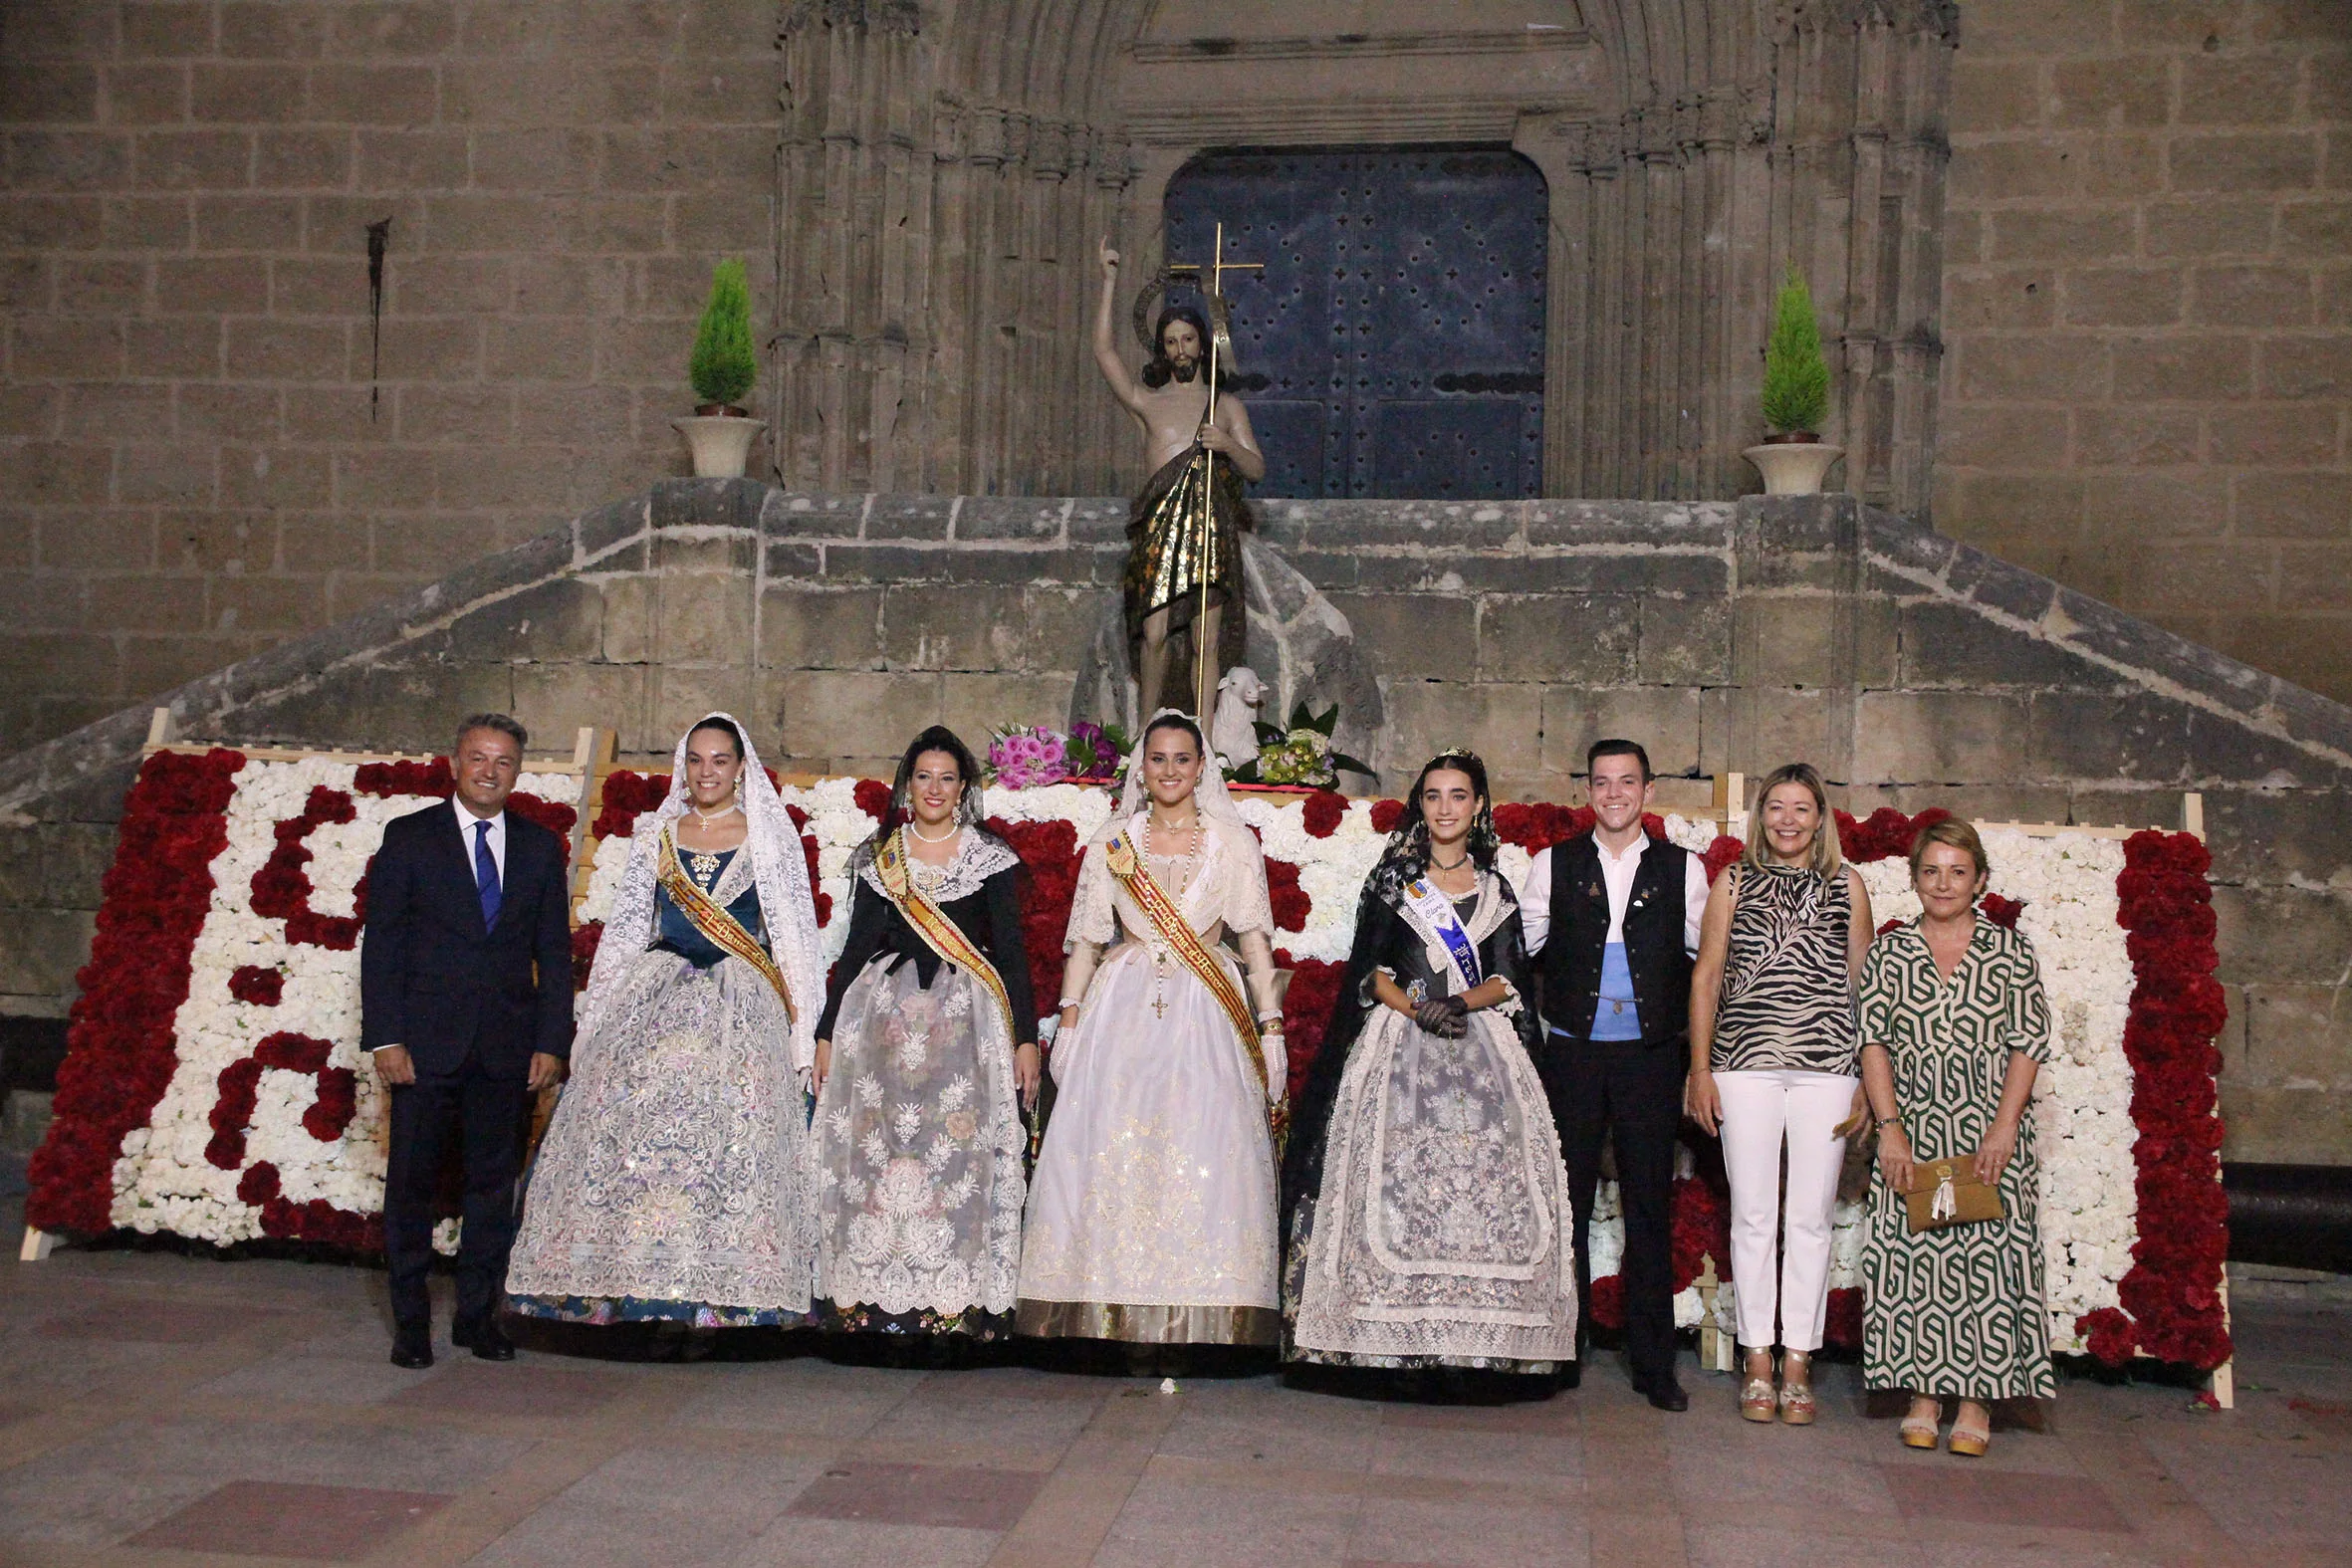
[672, 258, 765, 479]
[1743, 265, 1844, 495]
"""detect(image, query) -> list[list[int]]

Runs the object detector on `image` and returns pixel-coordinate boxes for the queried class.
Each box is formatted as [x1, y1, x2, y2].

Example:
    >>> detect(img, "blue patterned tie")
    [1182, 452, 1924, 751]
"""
[473, 818, 501, 929]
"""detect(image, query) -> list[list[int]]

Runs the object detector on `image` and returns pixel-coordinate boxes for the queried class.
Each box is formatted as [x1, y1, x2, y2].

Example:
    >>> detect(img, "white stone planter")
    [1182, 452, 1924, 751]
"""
[1743, 439, 1844, 496]
[673, 414, 765, 479]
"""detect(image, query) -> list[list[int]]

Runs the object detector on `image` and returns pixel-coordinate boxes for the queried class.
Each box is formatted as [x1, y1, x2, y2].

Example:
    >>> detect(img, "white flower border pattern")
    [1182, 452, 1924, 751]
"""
[107, 756, 582, 1251]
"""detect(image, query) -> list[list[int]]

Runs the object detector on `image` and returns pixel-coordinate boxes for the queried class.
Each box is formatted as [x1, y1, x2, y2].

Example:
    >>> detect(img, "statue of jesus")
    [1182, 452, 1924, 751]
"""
[1093, 239, 1266, 724]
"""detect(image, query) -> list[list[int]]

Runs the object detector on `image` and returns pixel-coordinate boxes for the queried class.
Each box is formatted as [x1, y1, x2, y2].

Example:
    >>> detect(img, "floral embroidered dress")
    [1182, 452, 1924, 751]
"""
[1858, 918, 2056, 1400]
[1017, 811, 1284, 1345]
[505, 715, 824, 1328]
[1281, 864, 1576, 1371]
[808, 829, 1035, 1338]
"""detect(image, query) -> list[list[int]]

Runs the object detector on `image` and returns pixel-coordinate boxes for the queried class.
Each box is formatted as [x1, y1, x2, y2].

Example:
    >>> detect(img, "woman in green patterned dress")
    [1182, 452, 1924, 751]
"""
[1858, 818, 2054, 1457]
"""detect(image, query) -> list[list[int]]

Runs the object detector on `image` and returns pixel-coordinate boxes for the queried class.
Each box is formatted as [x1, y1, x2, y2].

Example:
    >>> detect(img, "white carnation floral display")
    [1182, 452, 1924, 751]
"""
[72, 763, 2147, 1359]
[105, 757, 581, 1251]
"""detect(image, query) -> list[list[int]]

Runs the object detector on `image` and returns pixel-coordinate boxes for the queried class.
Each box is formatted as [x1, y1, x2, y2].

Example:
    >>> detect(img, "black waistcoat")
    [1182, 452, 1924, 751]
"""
[1539, 833, 1695, 1046]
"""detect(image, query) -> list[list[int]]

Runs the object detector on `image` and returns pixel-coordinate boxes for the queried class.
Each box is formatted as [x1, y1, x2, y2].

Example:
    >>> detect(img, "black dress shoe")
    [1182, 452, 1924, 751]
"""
[453, 1316, 515, 1361]
[389, 1331, 433, 1370]
[1636, 1375, 1690, 1412]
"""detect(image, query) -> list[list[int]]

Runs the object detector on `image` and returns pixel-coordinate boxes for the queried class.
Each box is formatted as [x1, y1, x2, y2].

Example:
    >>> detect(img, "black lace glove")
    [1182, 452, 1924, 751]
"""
[1414, 996, 1471, 1037]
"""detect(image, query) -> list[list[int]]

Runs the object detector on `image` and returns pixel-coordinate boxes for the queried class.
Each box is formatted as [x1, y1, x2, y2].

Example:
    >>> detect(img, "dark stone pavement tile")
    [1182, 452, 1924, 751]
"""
[1093, 1472, 1359, 1568]
[1878, 1464, 2127, 1531]
[736, 1516, 1003, 1568]
[785, 1460, 1043, 1531]
[127, 1479, 449, 1561]
[1345, 1496, 1588, 1567]
[386, 1362, 631, 1418]
[35, 1301, 302, 1343]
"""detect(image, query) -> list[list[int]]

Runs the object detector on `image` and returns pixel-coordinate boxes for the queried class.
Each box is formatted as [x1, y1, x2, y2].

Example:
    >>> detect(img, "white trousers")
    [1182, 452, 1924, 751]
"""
[1717, 1068, 1858, 1353]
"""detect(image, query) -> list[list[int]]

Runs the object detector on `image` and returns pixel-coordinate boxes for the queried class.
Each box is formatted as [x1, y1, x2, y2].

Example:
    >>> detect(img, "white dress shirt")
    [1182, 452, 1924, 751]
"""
[1518, 831, 1709, 959]
[454, 798, 508, 886]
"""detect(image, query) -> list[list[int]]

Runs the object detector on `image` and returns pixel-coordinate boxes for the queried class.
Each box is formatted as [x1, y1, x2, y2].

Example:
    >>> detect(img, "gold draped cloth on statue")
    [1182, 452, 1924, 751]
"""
[1123, 444, 1248, 640]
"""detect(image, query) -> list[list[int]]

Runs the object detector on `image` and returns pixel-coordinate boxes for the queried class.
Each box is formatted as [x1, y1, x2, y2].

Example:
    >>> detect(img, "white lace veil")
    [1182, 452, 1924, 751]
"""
[1111, 707, 1244, 828]
[577, 712, 824, 1072]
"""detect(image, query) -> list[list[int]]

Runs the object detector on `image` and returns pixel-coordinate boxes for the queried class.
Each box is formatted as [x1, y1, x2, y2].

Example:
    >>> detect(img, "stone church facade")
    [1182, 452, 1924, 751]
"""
[0, 0, 2346, 751]
[1, 3, 2350, 1159]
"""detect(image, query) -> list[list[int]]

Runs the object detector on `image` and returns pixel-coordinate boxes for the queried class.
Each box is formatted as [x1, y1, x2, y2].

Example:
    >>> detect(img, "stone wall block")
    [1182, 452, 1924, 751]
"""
[772, 669, 946, 761]
[1712, 686, 1838, 780]
[1522, 500, 1736, 552]
[2049, 588, 2272, 716]
[2237, 984, 2352, 1090]
[958, 496, 1065, 543]
[1021, 586, 1112, 678]
[1477, 594, 1636, 685]
[1376, 681, 1541, 787]
[2204, 788, 2352, 884]
[1898, 599, 2110, 690]
[652, 665, 754, 749]
[760, 584, 882, 672]
[880, 583, 1025, 671]
[866, 494, 955, 541]
[763, 490, 864, 540]
[1064, 497, 1128, 545]
[2024, 692, 2191, 784]
[1853, 691, 2030, 784]
[939, 672, 1073, 737]
[1322, 592, 1476, 683]
[0, 911, 98, 996]
[2214, 884, 2352, 988]
[1538, 685, 1704, 779]
[445, 577, 602, 662]
[649, 476, 765, 534]
[644, 571, 752, 666]
[648, 529, 755, 578]
[510, 660, 653, 756]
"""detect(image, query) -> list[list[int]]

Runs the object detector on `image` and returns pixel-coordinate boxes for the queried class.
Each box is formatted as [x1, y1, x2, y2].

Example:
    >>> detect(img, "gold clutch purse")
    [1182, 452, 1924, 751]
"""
[1904, 1158, 2003, 1234]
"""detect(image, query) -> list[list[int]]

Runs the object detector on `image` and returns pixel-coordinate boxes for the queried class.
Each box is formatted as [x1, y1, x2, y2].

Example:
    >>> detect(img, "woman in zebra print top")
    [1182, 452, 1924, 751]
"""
[1687, 763, 1875, 1426]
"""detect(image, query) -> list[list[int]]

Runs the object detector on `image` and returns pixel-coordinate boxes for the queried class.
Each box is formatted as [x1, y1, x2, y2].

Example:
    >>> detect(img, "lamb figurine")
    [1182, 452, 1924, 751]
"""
[1210, 665, 1268, 769]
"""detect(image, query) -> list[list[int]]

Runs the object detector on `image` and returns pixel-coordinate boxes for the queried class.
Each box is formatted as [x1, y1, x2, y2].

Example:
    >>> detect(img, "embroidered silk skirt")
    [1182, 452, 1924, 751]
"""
[1017, 941, 1280, 1345]
[809, 957, 1026, 1338]
[1285, 1007, 1577, 1371]
[506, 949, 815, 1325]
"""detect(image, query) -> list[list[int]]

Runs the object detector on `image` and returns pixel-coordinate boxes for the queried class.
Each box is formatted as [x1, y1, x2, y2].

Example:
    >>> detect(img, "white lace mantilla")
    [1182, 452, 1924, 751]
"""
[853, 830, 1020, 905]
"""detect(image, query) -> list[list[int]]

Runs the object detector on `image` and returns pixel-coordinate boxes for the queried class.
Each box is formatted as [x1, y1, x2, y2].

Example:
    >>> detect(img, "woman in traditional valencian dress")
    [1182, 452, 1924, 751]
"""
[809, 727, 1041, 1341]
[1282, 752, 1577, 1380]
[1017, 712, 1290, 1348]
[505, 714, 824, 1330]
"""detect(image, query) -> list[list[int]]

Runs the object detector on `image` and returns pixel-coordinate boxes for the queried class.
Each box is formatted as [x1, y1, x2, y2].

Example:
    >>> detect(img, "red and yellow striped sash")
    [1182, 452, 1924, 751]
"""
[871, 828, 1017, 1043]
[1103, 831, 1279, 1131]
[657, 828, 794, 1019]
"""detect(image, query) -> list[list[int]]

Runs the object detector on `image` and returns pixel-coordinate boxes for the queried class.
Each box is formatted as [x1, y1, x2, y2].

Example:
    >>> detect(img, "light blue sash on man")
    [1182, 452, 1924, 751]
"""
[1402, 876, 1483, 991]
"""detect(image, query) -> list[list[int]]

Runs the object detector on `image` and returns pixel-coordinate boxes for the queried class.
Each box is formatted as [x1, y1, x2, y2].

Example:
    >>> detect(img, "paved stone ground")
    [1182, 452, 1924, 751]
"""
[3, 1174, 2345, 1568]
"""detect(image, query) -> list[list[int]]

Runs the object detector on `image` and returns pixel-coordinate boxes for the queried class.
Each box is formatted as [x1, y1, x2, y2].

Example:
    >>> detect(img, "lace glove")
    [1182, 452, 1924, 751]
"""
[1415, 997, 1470, 1037]
[1261, 1028, 1289, 1106]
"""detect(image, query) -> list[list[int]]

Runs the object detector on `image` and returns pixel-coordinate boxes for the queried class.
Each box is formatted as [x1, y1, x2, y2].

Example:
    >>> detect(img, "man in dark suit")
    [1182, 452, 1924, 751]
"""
[361, 713, 572, 1368]
[1519, 739, 1711, 1411]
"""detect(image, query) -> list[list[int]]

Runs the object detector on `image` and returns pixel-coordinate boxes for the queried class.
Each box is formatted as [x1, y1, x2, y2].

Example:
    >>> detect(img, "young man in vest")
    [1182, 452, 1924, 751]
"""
[1519, 739, 1711, 1410]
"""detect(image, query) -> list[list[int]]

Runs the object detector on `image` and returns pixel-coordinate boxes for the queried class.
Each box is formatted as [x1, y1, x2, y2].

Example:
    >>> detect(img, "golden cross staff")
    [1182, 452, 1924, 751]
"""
[1165, 221, 1263, 724]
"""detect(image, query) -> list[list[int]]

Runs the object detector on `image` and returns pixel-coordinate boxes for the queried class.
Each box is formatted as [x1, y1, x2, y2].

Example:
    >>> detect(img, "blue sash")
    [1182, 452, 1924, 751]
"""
[1402, 876, 1483, 991]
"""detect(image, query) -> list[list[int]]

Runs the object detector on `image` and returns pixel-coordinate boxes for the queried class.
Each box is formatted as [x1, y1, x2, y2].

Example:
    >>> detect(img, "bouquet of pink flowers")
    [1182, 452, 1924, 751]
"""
[987, 725, 1070, 790]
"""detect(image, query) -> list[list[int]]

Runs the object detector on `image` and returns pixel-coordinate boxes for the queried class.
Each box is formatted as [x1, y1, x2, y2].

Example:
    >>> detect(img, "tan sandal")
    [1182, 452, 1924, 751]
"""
[1777, 1350, 1816, 1426]
[1948, 1403, 1990, 1456]
[1739, 1348, 1776, 1424]
[1900, 1397, 1941, 1450]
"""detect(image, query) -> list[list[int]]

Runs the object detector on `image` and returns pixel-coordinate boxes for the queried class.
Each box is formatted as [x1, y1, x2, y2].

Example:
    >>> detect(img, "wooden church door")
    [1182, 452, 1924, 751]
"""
[1164, 145, 1548, 501]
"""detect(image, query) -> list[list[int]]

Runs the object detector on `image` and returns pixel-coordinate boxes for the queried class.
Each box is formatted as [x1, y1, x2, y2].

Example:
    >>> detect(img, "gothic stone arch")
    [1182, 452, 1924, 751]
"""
[773, 0, 1955, 512]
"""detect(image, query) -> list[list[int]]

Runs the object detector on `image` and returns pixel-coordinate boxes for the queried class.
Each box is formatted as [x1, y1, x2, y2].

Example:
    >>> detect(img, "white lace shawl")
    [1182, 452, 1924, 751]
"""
[577, 712, 825, 1072]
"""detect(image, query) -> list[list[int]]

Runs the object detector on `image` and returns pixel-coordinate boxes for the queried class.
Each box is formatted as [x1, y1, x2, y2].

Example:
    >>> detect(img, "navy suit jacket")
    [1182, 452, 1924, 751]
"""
[359, 800, 575, 1080]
